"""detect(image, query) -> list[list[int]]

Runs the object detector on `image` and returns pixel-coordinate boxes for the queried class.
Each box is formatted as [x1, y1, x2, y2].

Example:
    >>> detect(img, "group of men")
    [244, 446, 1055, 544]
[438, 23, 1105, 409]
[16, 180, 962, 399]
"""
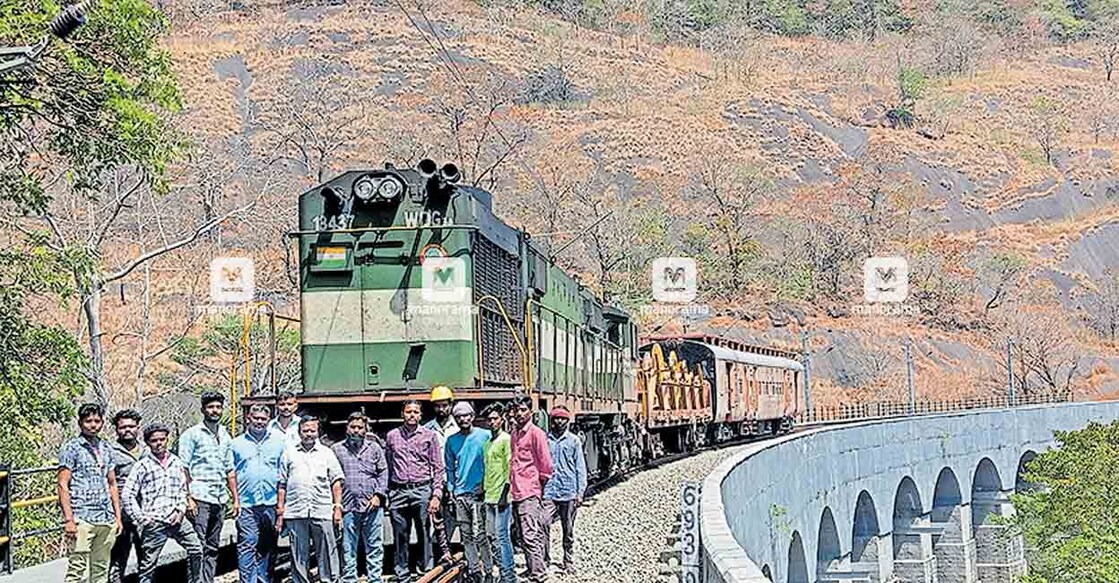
[57, 386, 587, 583]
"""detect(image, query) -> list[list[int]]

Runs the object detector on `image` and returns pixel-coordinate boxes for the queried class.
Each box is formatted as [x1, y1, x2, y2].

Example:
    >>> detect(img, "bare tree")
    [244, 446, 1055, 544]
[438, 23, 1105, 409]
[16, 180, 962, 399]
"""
[993, 308, 1080, 400]
[511, 147, 594, 255]
[1029, 97, 1066, 166]
[428, 71, 528, 190]
[908, 244, 972, 328]
[1084, 270, 1119, 341]
[22, 165, 261, 406]
[688, 153, 772, 296]
[1095, 21, 1119, 82]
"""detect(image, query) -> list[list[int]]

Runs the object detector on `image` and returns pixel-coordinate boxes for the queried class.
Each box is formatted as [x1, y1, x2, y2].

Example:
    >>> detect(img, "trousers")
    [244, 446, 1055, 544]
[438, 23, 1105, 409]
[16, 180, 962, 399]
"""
[65, 520, 115, 583]
[108, 517, 143, 583]
[513, 496, 548, 583]
[453, 493, 492, 577]
[137, 520, 202, 583]
[543, 499, 578, 569]
[341, 508, 384, 583]
[236, 505, 277, 583]
[288, 517, 340, 583]
[192, 501, 224, 583]
[485, 503, 515, 583]
[389, 482, 433, 581]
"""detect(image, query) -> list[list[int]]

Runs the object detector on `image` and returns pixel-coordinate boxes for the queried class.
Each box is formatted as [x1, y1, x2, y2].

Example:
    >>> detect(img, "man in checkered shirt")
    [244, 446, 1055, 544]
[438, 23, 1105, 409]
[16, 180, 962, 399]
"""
[122, 423, 203, 583]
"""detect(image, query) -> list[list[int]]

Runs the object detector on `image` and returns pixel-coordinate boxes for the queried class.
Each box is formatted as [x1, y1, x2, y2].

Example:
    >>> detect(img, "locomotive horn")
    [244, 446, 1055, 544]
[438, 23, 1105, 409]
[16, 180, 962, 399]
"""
[439, 163, 460, 184]
[417, 158, 438, 179]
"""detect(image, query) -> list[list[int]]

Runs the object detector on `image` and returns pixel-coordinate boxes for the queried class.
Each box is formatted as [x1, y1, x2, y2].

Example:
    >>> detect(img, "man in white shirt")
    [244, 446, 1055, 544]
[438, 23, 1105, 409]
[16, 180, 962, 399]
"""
[276, 416, 344, 583]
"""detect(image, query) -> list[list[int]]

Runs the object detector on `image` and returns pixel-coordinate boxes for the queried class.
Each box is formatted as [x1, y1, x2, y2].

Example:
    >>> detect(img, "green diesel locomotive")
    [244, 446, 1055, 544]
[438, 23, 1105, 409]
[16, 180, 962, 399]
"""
[289, 159, 643, 476]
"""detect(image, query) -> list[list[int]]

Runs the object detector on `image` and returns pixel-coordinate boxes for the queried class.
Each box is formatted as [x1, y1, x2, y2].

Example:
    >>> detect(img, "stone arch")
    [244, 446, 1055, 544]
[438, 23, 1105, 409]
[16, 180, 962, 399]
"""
[852, 490, 880, 563]
[971, 458, 1003, 533]
[817, 507, 842, 578]
[931, 467, 962, 520]
[1016, 450, 1039, 492]
[892, 476, 933, 581]
[892, 477, 923, 557]
[788, 531, 809, 583]
[972, 456, 1026, 580]
[931, 467, 977, 582]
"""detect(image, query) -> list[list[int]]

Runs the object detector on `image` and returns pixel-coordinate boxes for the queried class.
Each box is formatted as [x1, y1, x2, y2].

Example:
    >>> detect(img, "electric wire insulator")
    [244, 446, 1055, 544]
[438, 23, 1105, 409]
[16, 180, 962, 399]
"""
[49, 1, 89, 40]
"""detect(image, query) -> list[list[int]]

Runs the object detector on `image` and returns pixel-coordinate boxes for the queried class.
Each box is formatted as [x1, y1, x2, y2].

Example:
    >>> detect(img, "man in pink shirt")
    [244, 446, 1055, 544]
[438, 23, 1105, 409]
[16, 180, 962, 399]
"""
[508, 395, 553, 583]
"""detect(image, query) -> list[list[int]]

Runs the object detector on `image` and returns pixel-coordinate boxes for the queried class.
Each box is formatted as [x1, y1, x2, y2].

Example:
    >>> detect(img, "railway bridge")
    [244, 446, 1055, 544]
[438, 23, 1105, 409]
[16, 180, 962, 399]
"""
[699, 401, 1119, 583]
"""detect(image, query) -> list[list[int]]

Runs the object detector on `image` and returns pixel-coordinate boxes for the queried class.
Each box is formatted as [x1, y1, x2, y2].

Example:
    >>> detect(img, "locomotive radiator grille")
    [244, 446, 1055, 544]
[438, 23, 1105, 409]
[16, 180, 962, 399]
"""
[473, 236, 524, 386]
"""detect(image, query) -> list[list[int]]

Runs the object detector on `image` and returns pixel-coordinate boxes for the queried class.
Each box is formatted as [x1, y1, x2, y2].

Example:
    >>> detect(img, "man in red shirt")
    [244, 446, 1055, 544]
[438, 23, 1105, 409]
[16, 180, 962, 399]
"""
[508, 395, 553, 583]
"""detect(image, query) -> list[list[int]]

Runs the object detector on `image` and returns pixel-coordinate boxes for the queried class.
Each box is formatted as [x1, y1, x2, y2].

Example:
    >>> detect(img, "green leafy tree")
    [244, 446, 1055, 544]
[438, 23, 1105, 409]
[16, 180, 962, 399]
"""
[1011, 420, 1119, 582]
[976, 251, 1027, 315]
[3, 0, 188, 405]
[888, 65, 926, 128]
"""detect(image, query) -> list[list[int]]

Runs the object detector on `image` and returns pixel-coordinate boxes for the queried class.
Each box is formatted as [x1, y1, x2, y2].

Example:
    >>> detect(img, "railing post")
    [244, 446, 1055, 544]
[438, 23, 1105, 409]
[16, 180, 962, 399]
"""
[0, 463, 10, 576]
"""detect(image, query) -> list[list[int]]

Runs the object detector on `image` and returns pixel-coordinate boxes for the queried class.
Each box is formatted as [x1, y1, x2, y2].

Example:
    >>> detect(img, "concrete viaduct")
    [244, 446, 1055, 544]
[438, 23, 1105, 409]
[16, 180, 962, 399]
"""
[699, 401, 1119, 583]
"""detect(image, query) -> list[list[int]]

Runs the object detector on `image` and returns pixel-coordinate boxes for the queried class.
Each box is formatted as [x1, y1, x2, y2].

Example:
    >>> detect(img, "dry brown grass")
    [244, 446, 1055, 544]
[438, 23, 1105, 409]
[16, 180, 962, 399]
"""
[30, 0, 1119, 407]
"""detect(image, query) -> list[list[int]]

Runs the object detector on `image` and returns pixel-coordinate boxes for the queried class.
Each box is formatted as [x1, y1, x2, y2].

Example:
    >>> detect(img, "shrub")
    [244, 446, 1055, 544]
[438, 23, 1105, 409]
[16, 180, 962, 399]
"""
[517, 65, 579, 105]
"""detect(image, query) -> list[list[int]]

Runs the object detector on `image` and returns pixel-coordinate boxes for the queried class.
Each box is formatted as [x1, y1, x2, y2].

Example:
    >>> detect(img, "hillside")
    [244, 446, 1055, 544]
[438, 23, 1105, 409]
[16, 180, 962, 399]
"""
[40, 0, 1119, 410]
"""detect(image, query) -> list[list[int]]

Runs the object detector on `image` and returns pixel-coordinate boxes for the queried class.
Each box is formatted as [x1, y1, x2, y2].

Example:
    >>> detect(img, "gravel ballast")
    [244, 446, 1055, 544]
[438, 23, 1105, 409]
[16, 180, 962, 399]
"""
[546, 444, 749, 583]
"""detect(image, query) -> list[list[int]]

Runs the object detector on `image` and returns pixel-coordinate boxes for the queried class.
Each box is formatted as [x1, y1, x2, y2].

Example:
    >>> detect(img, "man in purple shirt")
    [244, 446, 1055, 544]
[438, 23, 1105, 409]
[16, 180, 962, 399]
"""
[385, 400, 445, 583]
[331, 412, 389, 583]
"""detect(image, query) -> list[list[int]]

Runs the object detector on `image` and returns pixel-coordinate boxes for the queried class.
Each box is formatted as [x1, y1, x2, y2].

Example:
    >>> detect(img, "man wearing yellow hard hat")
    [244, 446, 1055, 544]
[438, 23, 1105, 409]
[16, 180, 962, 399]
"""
[423, 385, 459, 566]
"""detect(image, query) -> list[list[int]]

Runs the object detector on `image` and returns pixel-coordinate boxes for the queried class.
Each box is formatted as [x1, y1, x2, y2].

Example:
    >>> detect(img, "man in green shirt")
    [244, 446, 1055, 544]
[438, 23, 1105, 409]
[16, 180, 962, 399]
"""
[481, 403, 514, 583]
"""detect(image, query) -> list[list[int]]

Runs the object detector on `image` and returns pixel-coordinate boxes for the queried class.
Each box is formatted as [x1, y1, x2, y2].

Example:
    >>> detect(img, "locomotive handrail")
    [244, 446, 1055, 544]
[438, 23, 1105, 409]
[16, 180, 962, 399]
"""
[524, 299, 627, 407]
[475, 294, 529, 393]
[229, 301, 279, 435]
[285, 225, 480, 237]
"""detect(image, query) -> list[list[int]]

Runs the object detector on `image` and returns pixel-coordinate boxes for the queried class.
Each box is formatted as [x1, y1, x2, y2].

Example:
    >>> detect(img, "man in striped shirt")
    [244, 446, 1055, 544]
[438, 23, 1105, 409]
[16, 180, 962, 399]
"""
[122, 423, 202, 583]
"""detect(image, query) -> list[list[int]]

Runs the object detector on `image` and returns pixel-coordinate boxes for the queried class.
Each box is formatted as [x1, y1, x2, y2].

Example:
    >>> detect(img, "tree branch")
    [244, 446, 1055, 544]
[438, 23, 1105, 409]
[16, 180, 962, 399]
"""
[102, 198, 258, 285]
[93, 172, 147, 247]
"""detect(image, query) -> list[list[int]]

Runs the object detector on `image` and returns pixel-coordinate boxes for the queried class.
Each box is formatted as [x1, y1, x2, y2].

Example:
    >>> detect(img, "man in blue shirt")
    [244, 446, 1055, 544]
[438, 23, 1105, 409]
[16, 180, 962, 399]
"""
[444, 401, 492, 581]
[543, 406, 586, 575]
[232, 404, 286, 583]
[179, 392, 240, 583]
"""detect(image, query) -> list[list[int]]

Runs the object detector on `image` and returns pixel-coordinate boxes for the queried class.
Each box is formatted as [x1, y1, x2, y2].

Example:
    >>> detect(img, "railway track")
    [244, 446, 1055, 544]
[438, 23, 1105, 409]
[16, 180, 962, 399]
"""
[409, 411, 973, 582]
[414, 427, 795, 583]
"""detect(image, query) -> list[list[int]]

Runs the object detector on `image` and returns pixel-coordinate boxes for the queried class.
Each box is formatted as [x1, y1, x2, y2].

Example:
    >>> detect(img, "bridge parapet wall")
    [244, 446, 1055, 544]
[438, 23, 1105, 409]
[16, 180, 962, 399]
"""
[700, 402, 1119, 583]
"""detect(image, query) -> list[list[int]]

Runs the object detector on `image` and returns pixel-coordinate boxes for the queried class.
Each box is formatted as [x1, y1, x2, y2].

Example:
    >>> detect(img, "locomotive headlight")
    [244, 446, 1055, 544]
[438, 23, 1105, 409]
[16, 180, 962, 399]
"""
[377, 176, 403, 200]
[353, 176, 377, 201]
